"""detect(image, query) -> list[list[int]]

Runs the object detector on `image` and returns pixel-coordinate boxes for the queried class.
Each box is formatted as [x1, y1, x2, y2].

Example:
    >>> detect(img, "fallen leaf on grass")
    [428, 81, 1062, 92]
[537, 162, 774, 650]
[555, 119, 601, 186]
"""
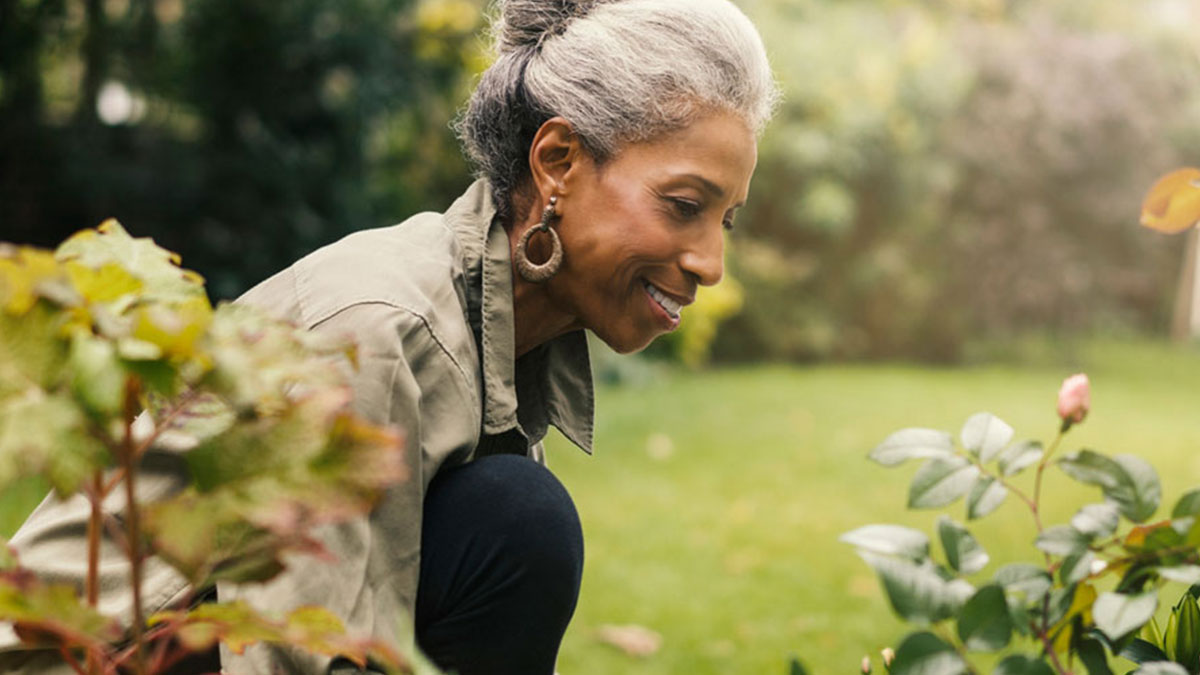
[595, 624, 662, 658]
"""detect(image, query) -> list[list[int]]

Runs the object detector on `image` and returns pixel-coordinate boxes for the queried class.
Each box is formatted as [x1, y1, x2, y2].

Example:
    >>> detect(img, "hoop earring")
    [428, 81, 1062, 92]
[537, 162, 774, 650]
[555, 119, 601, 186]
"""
[515, 195, 563, 283]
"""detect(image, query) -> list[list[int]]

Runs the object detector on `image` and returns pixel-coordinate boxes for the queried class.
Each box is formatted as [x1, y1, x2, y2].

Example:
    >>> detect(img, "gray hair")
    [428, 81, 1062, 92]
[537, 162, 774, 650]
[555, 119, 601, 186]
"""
[456, 0, 779, 222]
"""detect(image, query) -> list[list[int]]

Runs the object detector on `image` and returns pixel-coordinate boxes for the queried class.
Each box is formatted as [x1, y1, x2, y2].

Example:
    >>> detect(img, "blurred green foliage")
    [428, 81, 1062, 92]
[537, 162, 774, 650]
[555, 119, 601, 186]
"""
[723, 0, 1200, 362]
[2, 0, 1199, 360]
[0, 0, 485, 299]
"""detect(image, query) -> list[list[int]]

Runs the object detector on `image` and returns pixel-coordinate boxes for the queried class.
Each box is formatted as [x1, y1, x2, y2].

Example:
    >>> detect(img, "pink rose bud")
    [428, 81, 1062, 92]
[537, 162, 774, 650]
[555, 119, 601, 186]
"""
[1057, 373, 1090, 428]
[881, 647, 895, 667]
[861, 656, 872, 674]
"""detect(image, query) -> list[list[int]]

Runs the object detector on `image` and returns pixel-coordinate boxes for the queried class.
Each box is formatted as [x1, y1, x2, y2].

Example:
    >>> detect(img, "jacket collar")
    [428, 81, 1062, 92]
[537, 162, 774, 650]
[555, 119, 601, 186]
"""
[444, 179, 594, 454]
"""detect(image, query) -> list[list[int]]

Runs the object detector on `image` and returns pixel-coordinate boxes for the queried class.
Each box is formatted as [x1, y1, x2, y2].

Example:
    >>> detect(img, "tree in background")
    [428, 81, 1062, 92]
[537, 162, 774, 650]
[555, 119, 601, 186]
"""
[0, 0, 484, 299]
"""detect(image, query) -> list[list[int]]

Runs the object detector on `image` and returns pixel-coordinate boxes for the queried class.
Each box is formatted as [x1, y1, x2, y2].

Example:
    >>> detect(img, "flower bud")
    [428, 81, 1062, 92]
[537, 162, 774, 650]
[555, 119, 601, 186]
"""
[861, 656, 872, 674]
[881, 647, 895, 667]
[1056, 373, 1090, 429]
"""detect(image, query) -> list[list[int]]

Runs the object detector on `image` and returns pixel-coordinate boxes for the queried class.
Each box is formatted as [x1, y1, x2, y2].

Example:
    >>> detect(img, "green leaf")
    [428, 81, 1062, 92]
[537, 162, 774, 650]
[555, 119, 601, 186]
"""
[1076, 636, 1113, 675]
[967, 476, 1007, 520]
[860, 553, 973, 624]
[993, 655, 1055, 675]
[1172, 594, 1200, 671]
[68, 331, 126, 419]
[1133, 664, 1189, 675]
[909, 456, 979, 509]
[0, 577, 122, 650]
[56, 220, 206, 304]
[961, 413, 1013, 462]
[1121, 638, 1169, 664]
[0, 391, 109, 495]
[1158, 566, 1200, 586]
[0, 304, 70, 396]
[1173, 488, 1200, 519]
[957, 585, 1012, 652]
[869, 428, 955, 467]
[993, 564, 1052, 604]
[1093, 591, 1158, 641]
[1059, 449, 1126, 487]
[1035, 525, 1092, 557]
[1164, 608, 1179, 662]
[1109, 455, 1162, 523]
[1071, 503, 1120, 539]
[840, 525, 930, 562]
[1059, 551, 1096, 585]
[1057, 450, 1161, 523]
[890, 631, 967, 675]
[938, 516, 989, 575]
[996, 440, 1043, 477]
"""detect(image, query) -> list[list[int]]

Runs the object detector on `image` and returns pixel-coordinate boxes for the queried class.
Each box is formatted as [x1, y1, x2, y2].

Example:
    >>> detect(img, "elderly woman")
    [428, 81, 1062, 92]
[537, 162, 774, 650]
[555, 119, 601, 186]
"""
[4, 0, 776, 673]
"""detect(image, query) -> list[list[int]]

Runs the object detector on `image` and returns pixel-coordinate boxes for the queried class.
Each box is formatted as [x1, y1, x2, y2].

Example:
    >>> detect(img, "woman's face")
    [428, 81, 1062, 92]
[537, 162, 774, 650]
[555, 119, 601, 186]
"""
[550, 111, 758, 354]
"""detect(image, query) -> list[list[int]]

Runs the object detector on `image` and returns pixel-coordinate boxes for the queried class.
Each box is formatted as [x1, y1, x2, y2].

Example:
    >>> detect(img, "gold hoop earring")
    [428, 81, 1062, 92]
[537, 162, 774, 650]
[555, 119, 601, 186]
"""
[515, 196, 563, 283]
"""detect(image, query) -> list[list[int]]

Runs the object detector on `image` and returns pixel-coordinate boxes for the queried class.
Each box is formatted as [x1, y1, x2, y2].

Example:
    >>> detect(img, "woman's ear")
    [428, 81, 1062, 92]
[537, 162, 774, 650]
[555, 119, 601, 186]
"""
[528, 117, 584, 201]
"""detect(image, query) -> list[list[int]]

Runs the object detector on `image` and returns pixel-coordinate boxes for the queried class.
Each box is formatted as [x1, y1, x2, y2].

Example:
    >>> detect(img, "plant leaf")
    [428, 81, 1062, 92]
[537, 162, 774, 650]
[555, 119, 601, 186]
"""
[1173, 593, 1200, 671]
[957, 585, 1012, 652]
[909, 457, 979, 509]
[1071, 503, 1120, 539]
[993, 564, 1052, 605]
[1035, 525, 1092, 557]
[1093, 591, 1158, 641]
[967, 476, 1007, 520]
[1158, 565, 1200, 586]
[1059, 551, 1096, 586]
[938, 516, 989, 575]
[993, 655, 1055, 675]
[860, 553, 973, 624]
[961, 413, 1013, 462]
[1172, 488, 1200, 519]
[869, 428, 955, 467]
[840, 525, 930, 562]
[1132, 664, 1190, 675]
[1120, 638, 1169, 664]
[890, 631, 967, 675]
[1140, 167, 1200, 234]
[1057, 450, 1161, 523]
[996, 440, 1043, 477]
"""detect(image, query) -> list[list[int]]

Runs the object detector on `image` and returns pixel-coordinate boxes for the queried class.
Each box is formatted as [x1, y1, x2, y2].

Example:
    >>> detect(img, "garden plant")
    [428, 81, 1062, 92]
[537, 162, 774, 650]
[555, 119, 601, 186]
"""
[835, 168, 1200, 675]
[0, 222, 440, 674]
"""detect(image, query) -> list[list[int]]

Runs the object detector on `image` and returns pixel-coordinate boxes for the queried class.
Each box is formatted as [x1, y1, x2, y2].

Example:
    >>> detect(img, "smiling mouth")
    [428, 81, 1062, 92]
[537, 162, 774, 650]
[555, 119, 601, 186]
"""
[643, 281, 683, 319]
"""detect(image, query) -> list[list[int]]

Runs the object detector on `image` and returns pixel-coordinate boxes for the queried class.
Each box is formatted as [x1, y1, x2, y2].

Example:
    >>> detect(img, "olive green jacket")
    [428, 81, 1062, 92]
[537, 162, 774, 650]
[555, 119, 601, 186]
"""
[0, 179, 595, 673]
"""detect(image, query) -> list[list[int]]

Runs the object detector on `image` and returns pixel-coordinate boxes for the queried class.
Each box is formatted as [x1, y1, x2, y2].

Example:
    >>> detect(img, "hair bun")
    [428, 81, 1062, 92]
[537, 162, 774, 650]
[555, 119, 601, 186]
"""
[494, 0, 603, 52]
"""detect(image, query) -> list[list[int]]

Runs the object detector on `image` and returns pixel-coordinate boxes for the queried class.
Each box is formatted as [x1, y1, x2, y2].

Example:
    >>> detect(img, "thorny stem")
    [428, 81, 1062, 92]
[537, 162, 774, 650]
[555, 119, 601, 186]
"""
[1034, 619, 1073, 675]
[1032, 430, 1066, 536]
[102, 388, 202, 496]
[85, 472, 103, 675]
[121, 377, 147, 675]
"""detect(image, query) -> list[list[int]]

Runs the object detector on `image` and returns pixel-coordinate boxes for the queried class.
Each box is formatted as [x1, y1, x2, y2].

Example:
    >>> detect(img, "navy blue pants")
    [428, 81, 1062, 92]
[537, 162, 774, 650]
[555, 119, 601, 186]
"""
[415, 454, 585, 675]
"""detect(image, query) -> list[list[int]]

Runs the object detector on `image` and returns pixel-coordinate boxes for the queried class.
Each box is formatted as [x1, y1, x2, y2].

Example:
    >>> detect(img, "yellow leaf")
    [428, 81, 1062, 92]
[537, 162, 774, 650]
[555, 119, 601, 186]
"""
[1141, 168, 1200, 234]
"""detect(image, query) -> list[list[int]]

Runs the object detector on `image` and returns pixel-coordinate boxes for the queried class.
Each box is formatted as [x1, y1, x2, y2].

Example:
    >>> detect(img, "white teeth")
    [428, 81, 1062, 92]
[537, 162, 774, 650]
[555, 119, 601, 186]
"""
[644, 281, 682, 318]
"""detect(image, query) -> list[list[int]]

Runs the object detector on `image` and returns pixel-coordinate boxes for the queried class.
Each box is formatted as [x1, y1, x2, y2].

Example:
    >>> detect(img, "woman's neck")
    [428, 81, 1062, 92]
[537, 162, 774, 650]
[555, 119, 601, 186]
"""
[506, 209, 583, 358]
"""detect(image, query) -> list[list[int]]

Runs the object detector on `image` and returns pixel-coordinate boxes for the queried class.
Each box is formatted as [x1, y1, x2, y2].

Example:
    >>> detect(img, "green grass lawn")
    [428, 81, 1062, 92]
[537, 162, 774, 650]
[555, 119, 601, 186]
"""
[3, 339, 1200, 673]
[549, 339, 1200, 674]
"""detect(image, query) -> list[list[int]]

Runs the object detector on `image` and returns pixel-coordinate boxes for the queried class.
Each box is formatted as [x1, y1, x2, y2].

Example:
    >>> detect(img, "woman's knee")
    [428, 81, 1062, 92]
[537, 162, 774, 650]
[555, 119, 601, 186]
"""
[424, 454, 583, 581]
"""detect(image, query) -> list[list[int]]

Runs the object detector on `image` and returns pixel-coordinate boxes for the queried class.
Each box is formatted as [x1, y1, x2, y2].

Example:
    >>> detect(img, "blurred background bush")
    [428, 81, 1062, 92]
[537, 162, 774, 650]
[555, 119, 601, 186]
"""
[2, 0, 1198, 363]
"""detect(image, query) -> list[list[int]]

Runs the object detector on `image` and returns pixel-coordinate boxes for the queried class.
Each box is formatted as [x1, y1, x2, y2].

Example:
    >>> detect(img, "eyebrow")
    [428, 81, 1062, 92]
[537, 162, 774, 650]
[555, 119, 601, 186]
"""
[681, 173, 747, 209]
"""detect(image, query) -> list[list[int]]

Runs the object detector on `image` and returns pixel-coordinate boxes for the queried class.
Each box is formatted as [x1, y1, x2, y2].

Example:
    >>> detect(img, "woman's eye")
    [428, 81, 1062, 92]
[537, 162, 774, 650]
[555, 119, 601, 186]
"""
[670, 198, 702, 219]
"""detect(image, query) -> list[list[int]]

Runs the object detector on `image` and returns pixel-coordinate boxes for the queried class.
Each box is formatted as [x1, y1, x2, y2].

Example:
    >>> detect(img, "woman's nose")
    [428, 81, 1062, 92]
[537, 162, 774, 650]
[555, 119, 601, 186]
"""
[679, 226, 724, 287]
